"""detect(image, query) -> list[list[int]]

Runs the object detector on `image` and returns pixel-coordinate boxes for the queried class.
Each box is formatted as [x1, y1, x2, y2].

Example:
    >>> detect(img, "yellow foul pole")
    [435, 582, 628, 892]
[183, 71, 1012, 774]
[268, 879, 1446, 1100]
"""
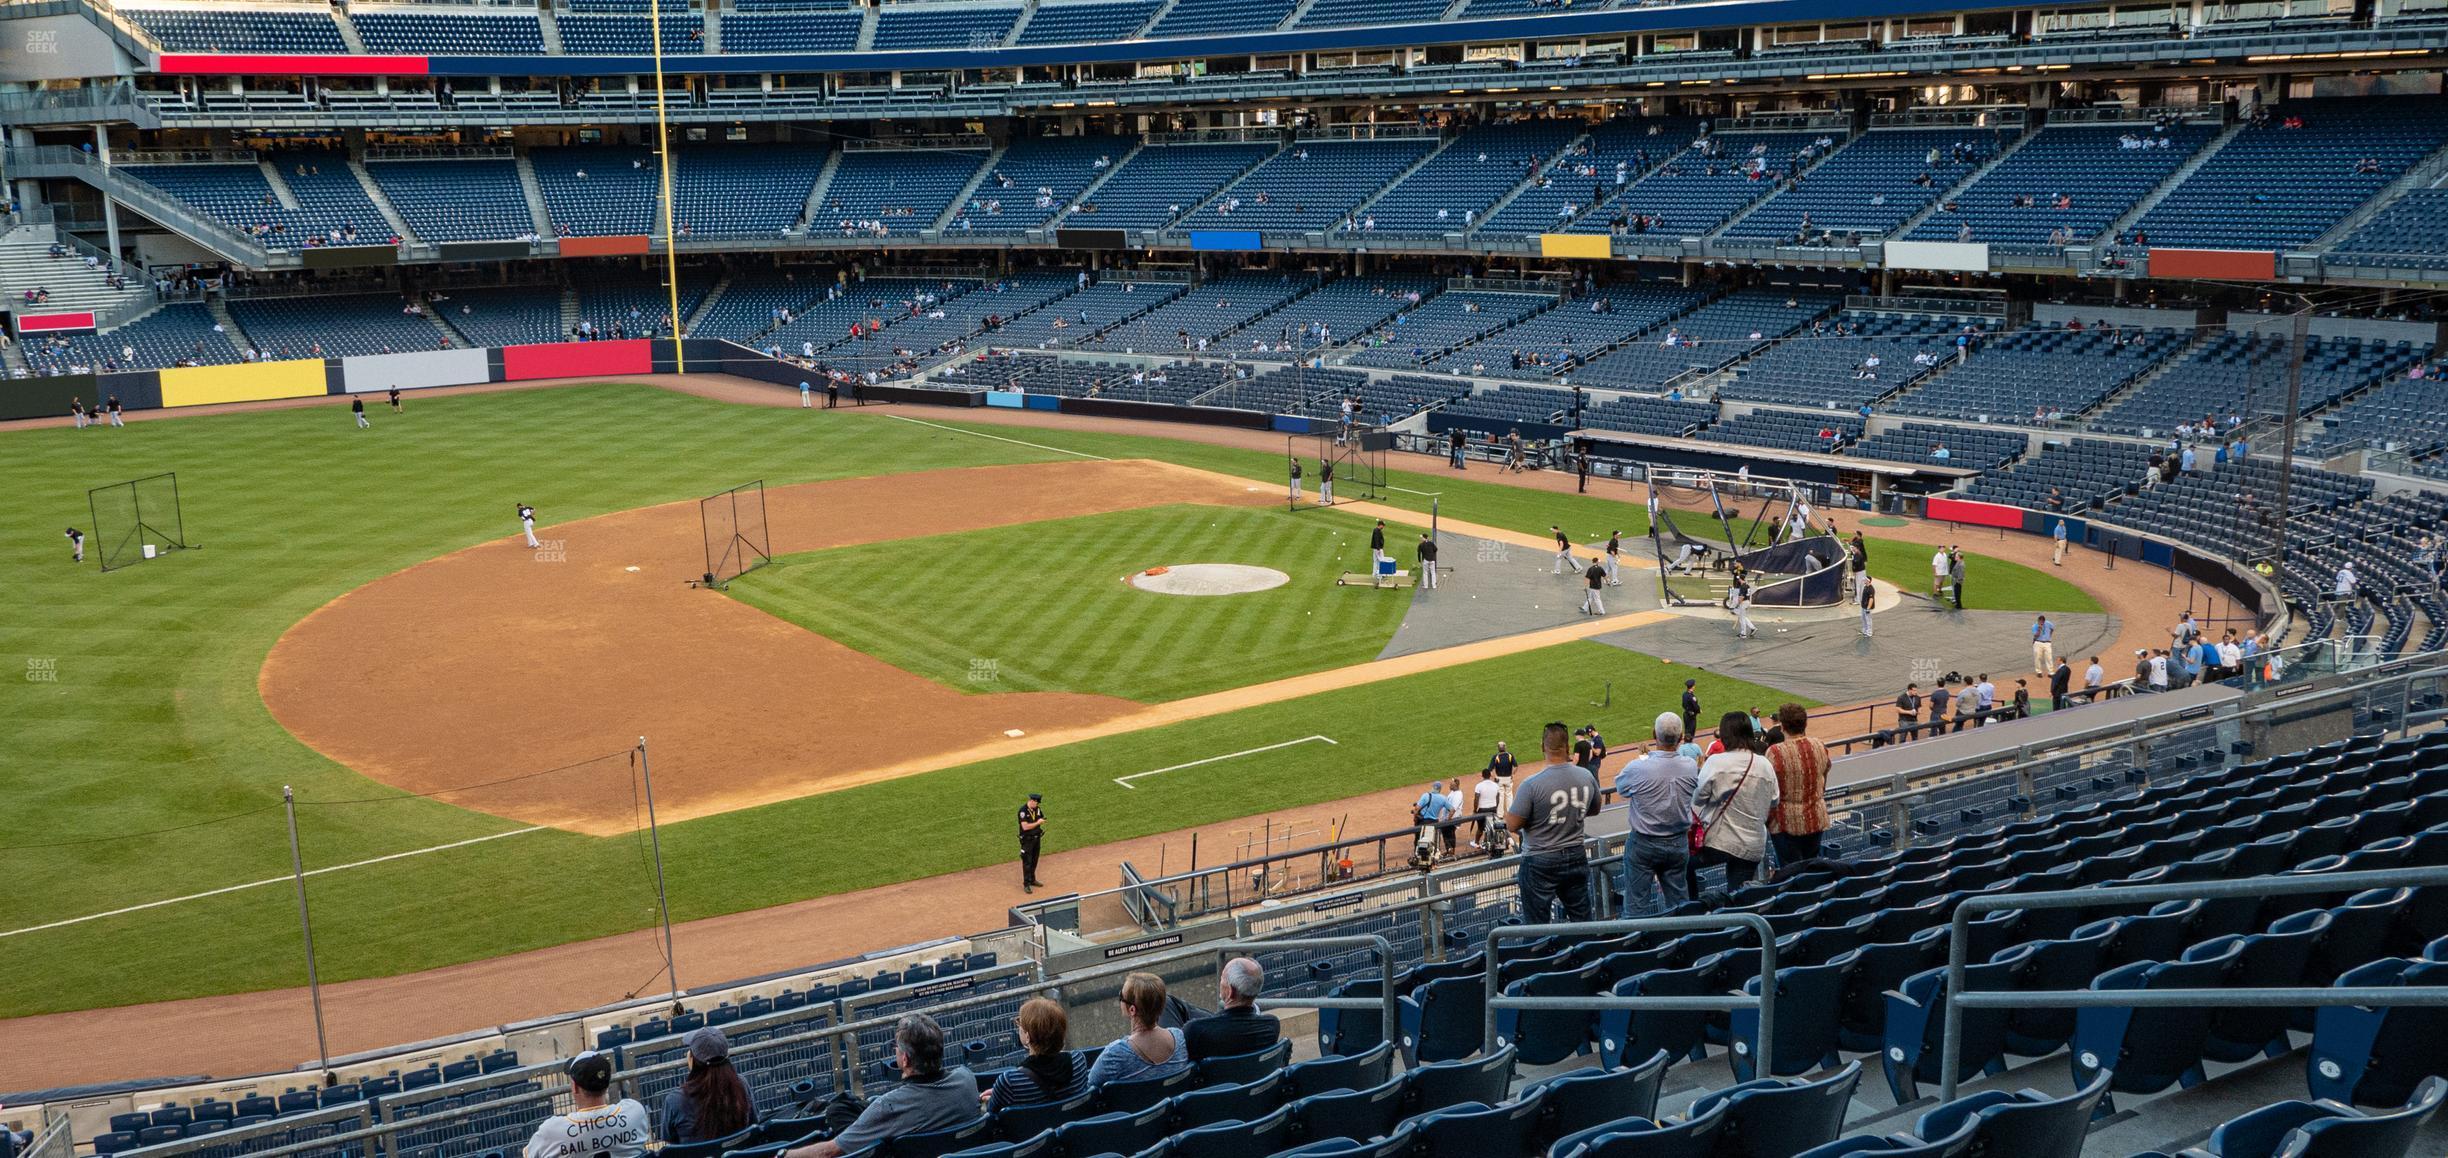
[647, 0, 685, 373]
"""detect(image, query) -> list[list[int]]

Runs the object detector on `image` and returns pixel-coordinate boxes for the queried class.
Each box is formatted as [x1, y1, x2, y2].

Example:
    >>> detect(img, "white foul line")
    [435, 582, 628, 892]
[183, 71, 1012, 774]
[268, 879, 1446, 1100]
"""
[0, 826, 548, 940]
[884, 414, 1109, 461]
[1114, 735, 1339, 789]
[1386, 486, 1444, 497]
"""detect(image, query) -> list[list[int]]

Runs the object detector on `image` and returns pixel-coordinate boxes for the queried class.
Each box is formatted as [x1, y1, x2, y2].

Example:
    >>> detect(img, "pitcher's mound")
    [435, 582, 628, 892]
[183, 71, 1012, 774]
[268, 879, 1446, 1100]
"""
[1129, 563, 1291, 596]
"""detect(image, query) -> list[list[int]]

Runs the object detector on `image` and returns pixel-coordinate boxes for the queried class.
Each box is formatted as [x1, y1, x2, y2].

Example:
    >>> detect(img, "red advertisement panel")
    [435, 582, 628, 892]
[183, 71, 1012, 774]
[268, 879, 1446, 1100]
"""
[501, 339, 652, 381]
[2146, 249, 2277, 280]
[1925, 496, 2026, 529]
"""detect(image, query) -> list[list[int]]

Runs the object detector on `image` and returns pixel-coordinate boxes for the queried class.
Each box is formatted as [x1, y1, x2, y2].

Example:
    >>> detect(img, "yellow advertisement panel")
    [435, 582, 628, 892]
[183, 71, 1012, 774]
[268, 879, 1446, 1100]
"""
[159, 360, 328, 409]
[1538, 233, 1613, 260]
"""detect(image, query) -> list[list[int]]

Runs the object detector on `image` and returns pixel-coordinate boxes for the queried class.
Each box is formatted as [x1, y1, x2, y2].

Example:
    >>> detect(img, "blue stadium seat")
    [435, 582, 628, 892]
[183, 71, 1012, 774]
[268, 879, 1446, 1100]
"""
[1407, 1087, 1546, 1158]
[1687, 1061, 1863, 1158]
[1554, 1096, 1730, 1158]
[1280, 1042, 1394, 1100]
[1404, 1045, 1515, 1117]
[1907, 1070, 2110, 1158]
[2199, 1076, 2445, 1158]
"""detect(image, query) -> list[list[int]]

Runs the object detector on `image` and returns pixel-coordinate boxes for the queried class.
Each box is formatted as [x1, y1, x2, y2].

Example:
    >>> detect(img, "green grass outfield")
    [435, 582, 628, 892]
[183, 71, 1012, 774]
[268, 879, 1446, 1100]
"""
[726, 505, 1410, 701]
[0, 383, 2071, 1016]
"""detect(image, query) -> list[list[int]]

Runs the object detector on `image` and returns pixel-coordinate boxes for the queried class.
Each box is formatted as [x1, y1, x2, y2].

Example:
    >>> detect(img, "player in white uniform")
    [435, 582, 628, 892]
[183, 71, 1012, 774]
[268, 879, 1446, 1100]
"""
[518, 503, 539, 549]
[1603, 532, 1624, 586]
[65, 526, 84, 563]
[1551, 526, 1574, 574]
[1730, 577, 1756, 638]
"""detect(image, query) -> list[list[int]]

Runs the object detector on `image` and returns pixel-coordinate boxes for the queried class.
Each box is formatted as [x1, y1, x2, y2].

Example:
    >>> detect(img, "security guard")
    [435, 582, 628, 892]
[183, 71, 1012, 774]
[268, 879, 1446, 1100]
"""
[1017, 793, 1046, 893]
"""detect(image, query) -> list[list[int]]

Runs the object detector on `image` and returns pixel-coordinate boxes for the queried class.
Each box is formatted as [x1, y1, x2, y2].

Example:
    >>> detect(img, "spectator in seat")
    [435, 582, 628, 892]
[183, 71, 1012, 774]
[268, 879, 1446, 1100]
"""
[783, 1015, 980, 1158]
[1087, 973, 1191, 1087]
[1183, 957, 1280, 1061]
[661, 1028, 756, 1143]
[983, 999, 1091, 1113]
[524, 1053, 648, 1158]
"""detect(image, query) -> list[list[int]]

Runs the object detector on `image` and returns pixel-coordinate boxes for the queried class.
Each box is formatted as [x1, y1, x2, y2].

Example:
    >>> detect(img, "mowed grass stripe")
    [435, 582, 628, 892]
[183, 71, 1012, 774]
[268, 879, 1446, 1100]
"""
[724, 504, 1406, 702]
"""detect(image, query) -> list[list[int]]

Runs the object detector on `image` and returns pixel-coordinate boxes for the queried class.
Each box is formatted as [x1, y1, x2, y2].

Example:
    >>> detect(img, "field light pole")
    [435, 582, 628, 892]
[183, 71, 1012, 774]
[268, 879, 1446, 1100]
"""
[637, 737, 682, 1003]
[282, 786, 334, 1082]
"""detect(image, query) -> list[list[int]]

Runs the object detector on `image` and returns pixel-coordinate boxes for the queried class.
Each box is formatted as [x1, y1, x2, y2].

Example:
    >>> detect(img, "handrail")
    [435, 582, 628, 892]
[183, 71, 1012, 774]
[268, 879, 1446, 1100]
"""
[1937, 865, 2448, 1100]
[1483, 915, 1778, 1059]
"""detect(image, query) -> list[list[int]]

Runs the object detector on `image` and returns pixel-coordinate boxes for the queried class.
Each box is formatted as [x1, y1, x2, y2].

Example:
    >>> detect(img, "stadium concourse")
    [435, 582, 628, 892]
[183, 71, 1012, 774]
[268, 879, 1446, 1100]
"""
[5, 371, 2176, 1089]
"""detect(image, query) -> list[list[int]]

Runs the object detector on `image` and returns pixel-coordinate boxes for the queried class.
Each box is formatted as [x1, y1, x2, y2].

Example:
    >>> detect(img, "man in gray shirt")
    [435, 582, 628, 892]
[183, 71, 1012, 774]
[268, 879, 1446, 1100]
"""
[1614, 713, 1700, 916]
[782, 1015, 979, 1158]
[1506, 721, 1601, 923]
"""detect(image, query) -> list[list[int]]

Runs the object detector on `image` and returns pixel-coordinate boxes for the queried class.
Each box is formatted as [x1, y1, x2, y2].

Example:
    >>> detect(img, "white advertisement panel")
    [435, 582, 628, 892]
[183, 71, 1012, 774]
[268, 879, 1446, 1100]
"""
[1882, 241, 1991, 273]
[340, 348, 493, 394]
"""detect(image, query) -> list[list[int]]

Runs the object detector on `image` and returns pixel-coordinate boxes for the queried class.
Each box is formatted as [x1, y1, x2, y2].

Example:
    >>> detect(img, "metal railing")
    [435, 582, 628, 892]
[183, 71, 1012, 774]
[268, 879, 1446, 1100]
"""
[1938, 865, 2448, 1100]
[1483, 915, 1777, 1059]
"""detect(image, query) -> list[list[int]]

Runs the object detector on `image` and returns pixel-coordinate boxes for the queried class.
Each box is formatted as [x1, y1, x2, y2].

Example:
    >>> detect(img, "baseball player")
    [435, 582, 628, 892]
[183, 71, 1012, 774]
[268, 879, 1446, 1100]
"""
[1369, 519, 1388, 567]
[1318, 458, 1334, 504]
[352, 397, 369, 429]
[518, 503, 539, 549]
[1288, 457, 1303, 503]
[1551, 526, 1573, 574]
[1859, 579, 1876, 637]
[1730, 575, 1756, 639]
[1417, 533, 1438, 589]
[1603, 531, 1623, 586]
[387, 386, 402, 412]
[70, 398, 88, 429]
[106, 395, 123, 426]
[1580, 557, 1607, 615]
[799, 380, 813, 408]
[65, 526, 84, 563]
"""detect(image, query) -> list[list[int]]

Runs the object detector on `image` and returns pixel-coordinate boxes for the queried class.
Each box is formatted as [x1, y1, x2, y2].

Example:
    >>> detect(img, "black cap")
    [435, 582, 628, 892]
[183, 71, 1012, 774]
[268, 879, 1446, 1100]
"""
[1027, 792, 1042, 802]
[566, 1051, 613, 1094]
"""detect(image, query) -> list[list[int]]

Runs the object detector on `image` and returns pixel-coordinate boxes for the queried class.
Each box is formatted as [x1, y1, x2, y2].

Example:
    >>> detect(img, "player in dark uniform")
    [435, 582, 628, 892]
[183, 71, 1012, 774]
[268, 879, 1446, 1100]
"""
[65, 526, 84, 563]
[106, 395, 124, 427]
[1681, 680, 1701, 740]
[1318, 458, 1334, 504]
[387, 386, 402, 412]
[1017, 793, 1046, 893]
[1369, 520, 1387, 568]
[1417, 533, 1438, 590]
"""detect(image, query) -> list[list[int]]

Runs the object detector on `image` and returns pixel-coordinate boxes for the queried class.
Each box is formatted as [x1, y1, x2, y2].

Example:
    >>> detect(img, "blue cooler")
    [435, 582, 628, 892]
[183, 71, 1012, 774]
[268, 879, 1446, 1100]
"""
[1377, 558, 1397, 577]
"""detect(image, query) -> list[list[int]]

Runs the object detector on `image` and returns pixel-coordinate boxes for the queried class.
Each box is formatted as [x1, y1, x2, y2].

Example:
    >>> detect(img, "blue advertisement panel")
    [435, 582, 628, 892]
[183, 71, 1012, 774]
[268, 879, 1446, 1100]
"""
[1190, 230, 1264, 252]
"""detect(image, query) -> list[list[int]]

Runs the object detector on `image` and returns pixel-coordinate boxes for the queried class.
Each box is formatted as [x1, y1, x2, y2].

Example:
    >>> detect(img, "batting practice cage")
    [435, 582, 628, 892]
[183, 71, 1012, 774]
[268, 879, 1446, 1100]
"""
[1288, 427, 1390, 510]
[698, 480, 772, 588]
[88, 472, 190, 573]
[1646, 468, 1845, 608]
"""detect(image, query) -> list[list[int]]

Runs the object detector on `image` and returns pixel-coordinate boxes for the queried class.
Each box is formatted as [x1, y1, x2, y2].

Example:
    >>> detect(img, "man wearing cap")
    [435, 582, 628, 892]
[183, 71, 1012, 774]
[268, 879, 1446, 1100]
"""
[523, 1053, 649, 1158]
[784, 1015, 980, 1158]
[1017, 794, 1046, 894]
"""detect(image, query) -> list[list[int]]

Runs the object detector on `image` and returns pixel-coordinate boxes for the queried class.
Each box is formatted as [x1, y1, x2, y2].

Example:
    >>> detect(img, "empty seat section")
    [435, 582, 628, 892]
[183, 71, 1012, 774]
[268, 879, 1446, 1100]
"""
[2129, 97, 2448, 250]
[812, 147, 987, 234]
[123, 5, 349, 51]
[532, 148, 657, 236]
[1895, 326, 2190, 422]
[1730, 128, 1994, 241]
[1185, 138, 1439, 234]
[1909, 121, 2218, 250]
[350, 10, 546, 52]
[1070, 143, 1273, 230]
[870, 5, 1021, 47]
[1013, 0, 1157, 43]
[1146, 0, 1295, 36]
[1364, 121, 1583, 233]
[673, 146, 829, 238]
[366, 158, 536, 242]
[958, 135, 1131, 232]
[1570, 289, 1836, 391]
[717, 10, 862, 49]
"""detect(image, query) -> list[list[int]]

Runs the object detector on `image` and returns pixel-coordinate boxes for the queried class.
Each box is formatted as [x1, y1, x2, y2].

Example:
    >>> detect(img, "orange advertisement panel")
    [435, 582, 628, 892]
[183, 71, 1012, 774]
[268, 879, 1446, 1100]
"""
[558, 235, 653, 258]
[2147, 249, 2277, 280]
[1538, 233, 1613, 260]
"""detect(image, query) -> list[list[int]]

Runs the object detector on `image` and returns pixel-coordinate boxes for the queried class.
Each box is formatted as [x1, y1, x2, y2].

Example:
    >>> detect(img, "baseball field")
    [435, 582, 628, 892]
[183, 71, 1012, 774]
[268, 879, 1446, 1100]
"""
[0, 380, 2099, 1020]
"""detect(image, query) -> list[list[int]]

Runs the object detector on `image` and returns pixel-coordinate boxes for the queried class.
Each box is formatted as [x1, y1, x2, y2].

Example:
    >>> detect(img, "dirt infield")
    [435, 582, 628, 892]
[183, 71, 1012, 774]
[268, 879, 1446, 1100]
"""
[260, 459, 1276, 834]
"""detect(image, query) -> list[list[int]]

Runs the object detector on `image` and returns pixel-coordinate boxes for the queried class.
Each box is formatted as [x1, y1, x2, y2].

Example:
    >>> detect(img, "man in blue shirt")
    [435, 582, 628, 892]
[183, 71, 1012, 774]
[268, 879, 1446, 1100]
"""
[1414, 781, 1454, 853]
[2052, 519, 2070, 566]
[2032, 616, 2055, 677]
[1614, 713, 1700, 916]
